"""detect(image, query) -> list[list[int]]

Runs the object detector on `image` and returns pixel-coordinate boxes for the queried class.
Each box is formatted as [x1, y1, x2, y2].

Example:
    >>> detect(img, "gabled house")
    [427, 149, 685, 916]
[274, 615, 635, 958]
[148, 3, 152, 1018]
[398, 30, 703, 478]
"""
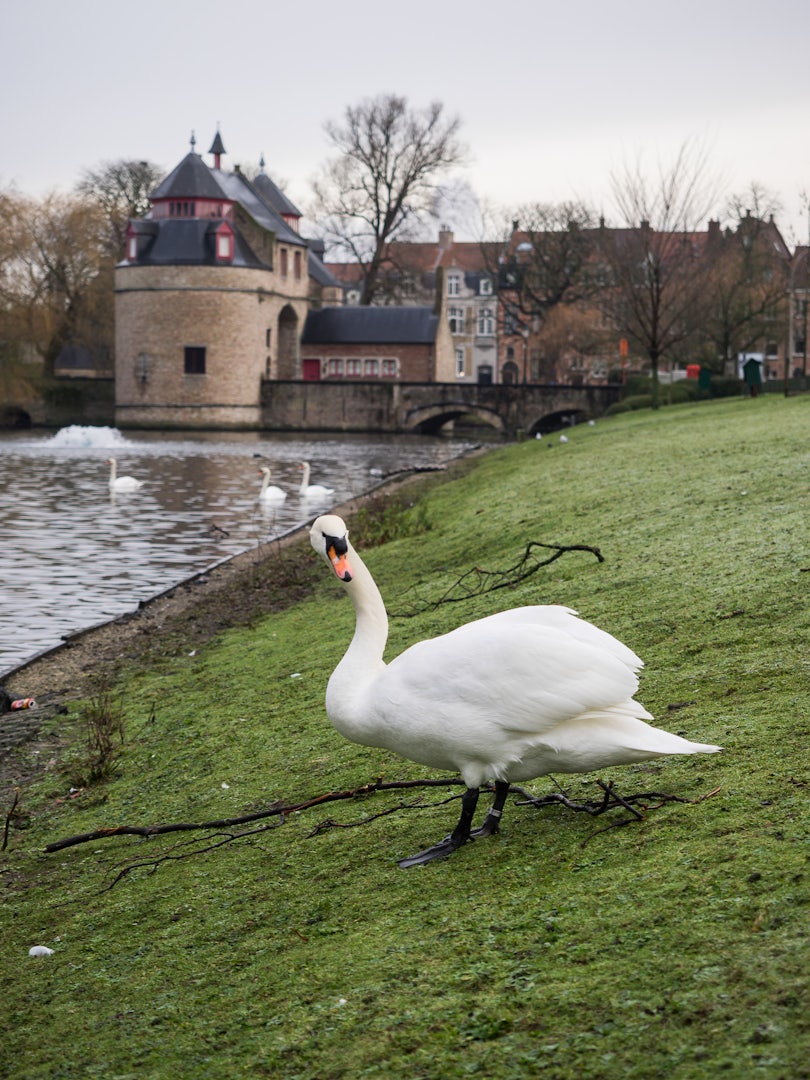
[327, 228, 502, 383]
[301, 274, 455, 381]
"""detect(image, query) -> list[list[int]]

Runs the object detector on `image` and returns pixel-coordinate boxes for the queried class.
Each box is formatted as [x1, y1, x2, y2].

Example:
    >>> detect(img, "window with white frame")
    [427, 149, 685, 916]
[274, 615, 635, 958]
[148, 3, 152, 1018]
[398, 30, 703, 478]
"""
[381, 358, 398, 378]
[447, 274, 461, 296]
[478, 307, 494, 336]
[449, 306, 465, 334]
[455, 348, 465, 378]
[479, 277, 492, 295]
[327, 357, 344, 377]
[216, 231, 233, 261]
[364, 358, 380, 377]
[346, 358, 362, 377]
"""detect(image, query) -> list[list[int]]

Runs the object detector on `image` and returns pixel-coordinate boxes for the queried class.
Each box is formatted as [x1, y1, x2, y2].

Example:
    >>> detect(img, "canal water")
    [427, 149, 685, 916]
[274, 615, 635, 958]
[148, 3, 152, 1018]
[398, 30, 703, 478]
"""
[0, 426, 478, 676]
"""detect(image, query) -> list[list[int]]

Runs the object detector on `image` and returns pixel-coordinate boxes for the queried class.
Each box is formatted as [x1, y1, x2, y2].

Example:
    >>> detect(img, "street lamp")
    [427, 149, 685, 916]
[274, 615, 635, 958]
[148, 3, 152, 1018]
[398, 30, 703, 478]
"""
[521, 326, 529, 384]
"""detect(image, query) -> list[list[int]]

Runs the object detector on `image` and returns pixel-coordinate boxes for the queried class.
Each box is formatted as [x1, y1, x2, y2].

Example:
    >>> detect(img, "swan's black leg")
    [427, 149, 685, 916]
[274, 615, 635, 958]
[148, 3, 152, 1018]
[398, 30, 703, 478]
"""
[470, 780, 510, 838]
[398, 786, 480, 868]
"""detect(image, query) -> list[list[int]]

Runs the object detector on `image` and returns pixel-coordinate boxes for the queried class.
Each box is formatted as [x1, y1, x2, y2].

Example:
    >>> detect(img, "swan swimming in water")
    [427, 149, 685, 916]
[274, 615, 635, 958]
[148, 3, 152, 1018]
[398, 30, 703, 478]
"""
[309, 514, 721, 868]
[299, 461, 334, 498]
[106, 458, 143, 491]
[257, 466, 287, 502]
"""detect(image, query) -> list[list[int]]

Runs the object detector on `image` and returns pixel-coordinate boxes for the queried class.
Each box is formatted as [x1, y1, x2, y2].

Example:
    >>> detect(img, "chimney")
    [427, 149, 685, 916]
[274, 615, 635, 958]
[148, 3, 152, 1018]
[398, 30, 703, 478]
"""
[434, 266, 447, 318]
[438, 225, 453, 249]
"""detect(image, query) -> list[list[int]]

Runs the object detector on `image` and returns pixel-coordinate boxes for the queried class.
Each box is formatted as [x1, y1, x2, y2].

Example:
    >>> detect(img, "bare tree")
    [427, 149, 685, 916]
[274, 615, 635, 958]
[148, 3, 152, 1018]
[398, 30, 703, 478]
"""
[76, 158, 163, 257]
[496, 201, 595, 325]
[491, 201, 596, 381]
[599, 143, 720, 406]
[311, 94, 467, 304]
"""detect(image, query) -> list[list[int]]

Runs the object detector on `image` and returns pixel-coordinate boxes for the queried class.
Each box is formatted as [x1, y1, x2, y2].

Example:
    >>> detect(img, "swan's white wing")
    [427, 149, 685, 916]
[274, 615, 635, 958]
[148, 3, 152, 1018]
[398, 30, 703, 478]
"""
[380, 606, 640, 725]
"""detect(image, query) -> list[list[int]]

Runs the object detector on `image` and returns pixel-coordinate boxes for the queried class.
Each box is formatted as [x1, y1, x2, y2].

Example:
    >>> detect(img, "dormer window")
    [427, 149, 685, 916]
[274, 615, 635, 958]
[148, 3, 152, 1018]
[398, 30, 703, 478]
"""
[214, 221, 234, 263]
[447, 273, 461, 296]
[479, 277, 492, 296]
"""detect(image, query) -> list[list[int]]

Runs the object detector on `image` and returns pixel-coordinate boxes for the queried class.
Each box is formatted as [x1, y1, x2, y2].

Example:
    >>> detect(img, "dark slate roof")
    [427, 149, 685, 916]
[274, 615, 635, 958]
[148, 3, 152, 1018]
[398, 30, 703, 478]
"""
[125, 218, 265, 268]
[307, 241, 341, 287]
[302, 306, 439, 345]
[252, 171, 302, 219]
[215, 169, 305, 247]
[150, 152, 228, 201]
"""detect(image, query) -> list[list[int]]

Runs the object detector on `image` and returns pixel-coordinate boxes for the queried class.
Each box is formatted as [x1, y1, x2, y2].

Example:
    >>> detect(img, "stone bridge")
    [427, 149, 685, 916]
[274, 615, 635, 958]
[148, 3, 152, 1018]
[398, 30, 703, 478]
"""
[261, 380, 622, 437]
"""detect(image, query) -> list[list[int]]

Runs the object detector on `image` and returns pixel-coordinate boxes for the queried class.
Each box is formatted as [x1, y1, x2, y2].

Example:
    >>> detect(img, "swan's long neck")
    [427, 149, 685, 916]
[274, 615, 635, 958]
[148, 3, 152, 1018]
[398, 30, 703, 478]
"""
[300, 463, 310, 492]
[260, 471, 269, 495]
[109, 460, 117, 482]
[327, 543, 389, 725]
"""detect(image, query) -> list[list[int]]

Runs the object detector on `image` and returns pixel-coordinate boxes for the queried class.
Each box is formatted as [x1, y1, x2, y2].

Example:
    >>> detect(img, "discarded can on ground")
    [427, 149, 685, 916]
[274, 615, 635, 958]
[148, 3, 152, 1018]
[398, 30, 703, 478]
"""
[11, 698, 36, 710]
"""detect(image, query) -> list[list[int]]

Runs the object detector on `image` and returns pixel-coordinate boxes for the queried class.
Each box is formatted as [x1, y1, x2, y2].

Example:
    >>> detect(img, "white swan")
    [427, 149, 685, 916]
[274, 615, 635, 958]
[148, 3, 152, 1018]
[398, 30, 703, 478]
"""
[299, 461, 334, 498]
[309, 514, 721, 868]
[107, 458, 143, 491]
[257, 466, 287, 502]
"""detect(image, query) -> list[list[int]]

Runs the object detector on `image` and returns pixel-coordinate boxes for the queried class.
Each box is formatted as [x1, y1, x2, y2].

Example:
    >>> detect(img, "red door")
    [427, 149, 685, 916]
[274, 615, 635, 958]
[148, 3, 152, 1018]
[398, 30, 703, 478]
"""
[302, 358, 321, 381]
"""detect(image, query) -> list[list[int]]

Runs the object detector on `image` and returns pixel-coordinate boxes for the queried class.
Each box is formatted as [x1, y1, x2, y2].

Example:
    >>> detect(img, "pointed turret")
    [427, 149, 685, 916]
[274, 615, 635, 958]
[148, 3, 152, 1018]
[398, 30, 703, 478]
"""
[209, 129, 226, 170]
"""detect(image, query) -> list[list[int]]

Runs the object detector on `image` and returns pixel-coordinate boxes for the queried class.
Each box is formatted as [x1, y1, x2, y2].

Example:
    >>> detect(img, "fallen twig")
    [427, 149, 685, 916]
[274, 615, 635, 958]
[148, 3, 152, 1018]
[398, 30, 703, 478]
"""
[513, 778, 722, 847]
[391, 540, 604, 616]
[44, 777, 467, 853]
[3, 787, 20, 852]
[44, 776, 720, 893]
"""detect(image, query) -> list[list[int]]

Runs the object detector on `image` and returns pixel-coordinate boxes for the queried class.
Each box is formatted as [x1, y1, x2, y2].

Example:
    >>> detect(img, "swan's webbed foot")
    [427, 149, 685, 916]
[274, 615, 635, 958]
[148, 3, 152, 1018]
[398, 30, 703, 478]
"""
[397, 781, 511, 868]
[398, 834, 468, 868]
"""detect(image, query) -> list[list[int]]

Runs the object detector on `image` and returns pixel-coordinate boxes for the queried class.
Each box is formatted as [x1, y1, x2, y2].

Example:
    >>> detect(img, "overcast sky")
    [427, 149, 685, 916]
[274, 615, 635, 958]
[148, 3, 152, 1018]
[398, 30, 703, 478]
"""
[4, 0, 810, 243]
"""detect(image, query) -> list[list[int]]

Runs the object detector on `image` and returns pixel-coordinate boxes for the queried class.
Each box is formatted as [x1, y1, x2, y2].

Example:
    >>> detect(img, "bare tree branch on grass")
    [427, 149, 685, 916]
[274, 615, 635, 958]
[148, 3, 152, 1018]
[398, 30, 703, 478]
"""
[390, 540, 604, 616]
[44, 776, 720, 895]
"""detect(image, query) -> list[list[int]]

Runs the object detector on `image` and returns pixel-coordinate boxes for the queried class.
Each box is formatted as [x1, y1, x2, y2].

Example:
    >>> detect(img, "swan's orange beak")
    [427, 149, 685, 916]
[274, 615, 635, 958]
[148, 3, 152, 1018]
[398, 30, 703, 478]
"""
[328, 545, 353, 582]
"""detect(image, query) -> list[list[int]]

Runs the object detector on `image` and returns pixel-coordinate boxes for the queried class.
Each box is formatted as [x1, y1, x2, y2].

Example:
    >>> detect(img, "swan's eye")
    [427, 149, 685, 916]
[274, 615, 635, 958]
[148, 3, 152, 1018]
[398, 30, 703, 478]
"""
[324, 532, 348, 557]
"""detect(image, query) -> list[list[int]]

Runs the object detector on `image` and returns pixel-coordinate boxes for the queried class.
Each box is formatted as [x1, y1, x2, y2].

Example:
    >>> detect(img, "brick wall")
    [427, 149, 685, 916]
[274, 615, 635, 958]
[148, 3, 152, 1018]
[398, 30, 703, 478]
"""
[114, 263, 309, 428]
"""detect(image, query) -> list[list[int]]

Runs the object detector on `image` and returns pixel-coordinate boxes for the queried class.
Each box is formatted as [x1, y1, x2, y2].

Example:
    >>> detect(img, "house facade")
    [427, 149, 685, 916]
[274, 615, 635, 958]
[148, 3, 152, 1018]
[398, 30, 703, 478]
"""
[301, 283, 455, 382]
[327, 216, 798, 389]
[326, 229, 502, 384]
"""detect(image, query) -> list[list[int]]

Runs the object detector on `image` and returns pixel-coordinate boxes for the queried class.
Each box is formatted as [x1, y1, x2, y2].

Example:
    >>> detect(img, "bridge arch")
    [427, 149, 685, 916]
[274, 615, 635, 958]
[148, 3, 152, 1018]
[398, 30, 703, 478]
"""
[404, 402, 506, 436]
[526, 407, 591, 438]
[0, 405, 32, 429]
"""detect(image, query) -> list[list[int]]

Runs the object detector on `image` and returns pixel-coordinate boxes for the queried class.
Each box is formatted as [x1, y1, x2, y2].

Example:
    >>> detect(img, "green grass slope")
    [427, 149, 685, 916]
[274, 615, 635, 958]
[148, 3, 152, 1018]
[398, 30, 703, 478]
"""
[2, 395, 808, 1079]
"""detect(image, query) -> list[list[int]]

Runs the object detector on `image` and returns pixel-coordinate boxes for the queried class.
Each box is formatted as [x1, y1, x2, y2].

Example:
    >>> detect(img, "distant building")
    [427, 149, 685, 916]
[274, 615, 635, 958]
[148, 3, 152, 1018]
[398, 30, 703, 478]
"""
[327, 227, 501, 384]
[301, 277, 454, 381]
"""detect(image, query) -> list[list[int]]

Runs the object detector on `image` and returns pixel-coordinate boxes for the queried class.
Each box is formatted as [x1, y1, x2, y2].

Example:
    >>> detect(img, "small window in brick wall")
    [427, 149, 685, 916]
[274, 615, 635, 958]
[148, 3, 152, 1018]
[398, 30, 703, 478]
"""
[184, 346, 206, 374]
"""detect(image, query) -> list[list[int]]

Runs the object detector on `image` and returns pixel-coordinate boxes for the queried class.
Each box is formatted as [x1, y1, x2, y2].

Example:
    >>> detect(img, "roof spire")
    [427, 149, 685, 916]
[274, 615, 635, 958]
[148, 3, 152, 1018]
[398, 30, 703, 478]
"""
[190, 130, 196, 152]
[209, 126, 226, 170]
[259, 152, 266, 175]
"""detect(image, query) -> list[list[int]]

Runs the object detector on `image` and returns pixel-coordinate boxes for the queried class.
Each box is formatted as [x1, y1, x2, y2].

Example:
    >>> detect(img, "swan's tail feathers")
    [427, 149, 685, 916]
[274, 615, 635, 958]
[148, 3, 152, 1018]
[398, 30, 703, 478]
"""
[537, 707, 721, 774]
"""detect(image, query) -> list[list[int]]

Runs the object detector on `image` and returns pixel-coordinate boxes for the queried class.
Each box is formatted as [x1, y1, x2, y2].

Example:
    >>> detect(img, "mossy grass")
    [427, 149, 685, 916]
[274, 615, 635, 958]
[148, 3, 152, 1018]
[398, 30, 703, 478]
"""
[2, 395, 809, 1078]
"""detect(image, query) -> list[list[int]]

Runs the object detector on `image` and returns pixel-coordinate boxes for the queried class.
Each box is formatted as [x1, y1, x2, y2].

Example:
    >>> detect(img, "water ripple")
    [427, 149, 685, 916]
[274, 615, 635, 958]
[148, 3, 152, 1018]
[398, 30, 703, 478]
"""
[0, 426, 475, 674]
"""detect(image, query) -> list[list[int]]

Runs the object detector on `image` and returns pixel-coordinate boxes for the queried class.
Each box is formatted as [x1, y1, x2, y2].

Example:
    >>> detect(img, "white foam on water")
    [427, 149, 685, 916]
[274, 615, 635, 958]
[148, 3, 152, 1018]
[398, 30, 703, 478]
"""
[46, 425, 134, 449]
